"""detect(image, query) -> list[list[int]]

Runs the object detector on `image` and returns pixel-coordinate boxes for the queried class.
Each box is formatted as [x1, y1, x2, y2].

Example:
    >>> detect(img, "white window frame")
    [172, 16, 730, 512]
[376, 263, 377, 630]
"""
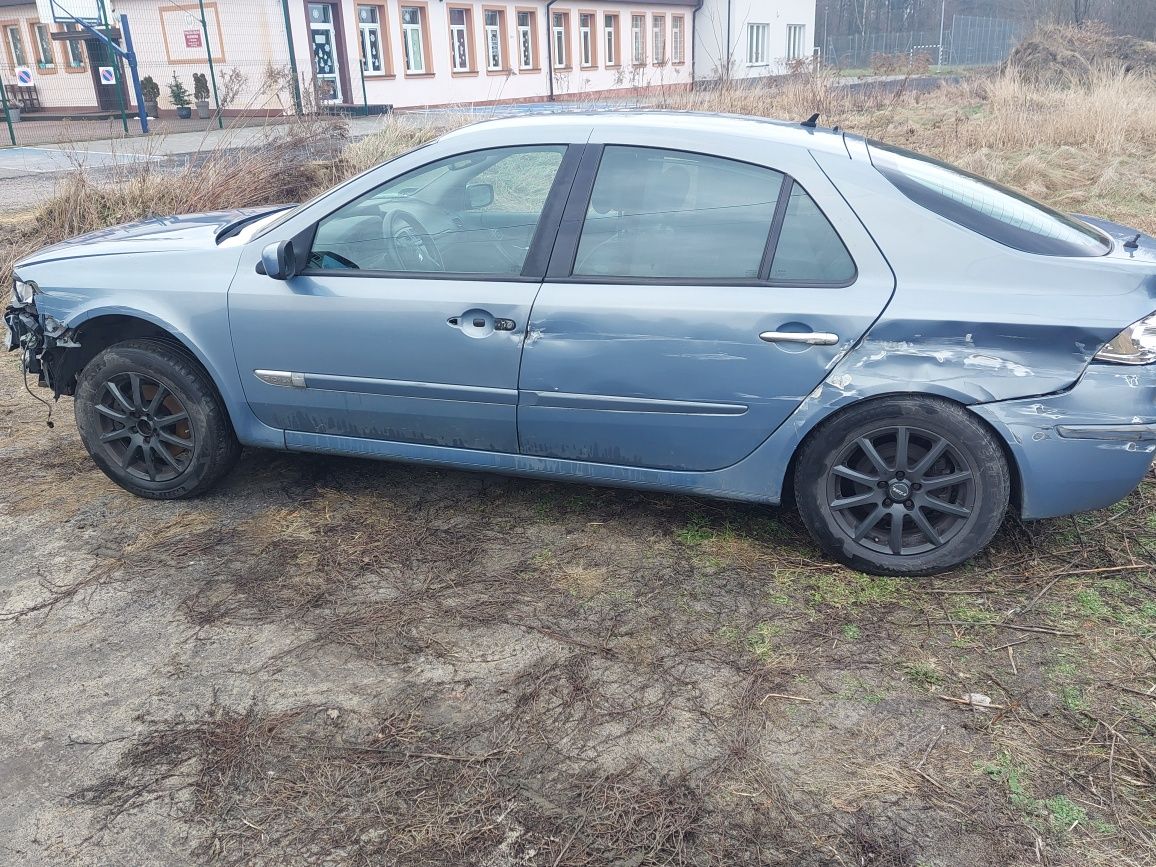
[62, 24, 84, 68]
[579, 13, 593, 67]
[450, 7, 471, 72]
[747, 22, 769, 66]
[552, 11, 567, 68]
[604, 13, 616, 65]
[33, 23, 54, 69]
[786, 23, 805, 61]
[671, 15, 683, 63]
[631, 14, 644, 64]
[358, 5, 385, 75]
[517, 10, 535, 69]
[402, 6, 426, 74]
[6, 25, 26, 68]
[651, 14, 664, 64]
[484, 9, 503, 70]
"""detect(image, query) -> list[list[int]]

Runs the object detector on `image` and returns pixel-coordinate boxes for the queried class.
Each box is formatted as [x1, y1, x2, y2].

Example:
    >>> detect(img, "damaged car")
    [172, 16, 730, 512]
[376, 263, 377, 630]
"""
[7, 112, 1156, 576]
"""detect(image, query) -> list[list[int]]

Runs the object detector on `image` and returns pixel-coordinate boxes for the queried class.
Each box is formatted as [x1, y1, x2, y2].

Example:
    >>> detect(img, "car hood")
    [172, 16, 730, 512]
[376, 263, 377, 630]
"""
[16, 207, 280, 267]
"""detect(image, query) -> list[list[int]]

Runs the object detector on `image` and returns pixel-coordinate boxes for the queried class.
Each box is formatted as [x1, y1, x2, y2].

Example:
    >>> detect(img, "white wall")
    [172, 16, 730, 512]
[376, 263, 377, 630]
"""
[694, 0, 815, 80]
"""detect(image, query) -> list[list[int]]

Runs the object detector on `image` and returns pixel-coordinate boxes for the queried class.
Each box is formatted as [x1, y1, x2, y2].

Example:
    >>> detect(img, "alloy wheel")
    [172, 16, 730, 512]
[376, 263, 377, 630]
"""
[94, 372, 195, 483]
[825, 425, 976, 556]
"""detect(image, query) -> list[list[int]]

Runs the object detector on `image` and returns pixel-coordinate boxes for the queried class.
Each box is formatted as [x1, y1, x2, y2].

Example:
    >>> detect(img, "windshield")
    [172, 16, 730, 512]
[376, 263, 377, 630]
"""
[868, 140, 1110, 258]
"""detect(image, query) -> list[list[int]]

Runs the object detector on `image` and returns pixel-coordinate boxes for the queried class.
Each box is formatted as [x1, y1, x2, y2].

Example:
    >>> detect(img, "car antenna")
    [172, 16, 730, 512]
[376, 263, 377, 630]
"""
[1124, 233, 1141, 250]
[801, 113, 820, 128]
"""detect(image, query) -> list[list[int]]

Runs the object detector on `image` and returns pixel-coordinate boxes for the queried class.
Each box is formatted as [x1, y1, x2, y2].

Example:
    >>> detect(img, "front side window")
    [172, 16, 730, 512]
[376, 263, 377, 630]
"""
[651, 14, 665, 64]
[310, 146, 567, 276]
[604, 14, 617, 65]
[869, 140, 1111, 257]
[631, 14, 644, 64]
[401, 6, 426, 73]
[449, 7, 472, 72]
[552, 12, 568, 68]
[747, 23, 769, 65]
[359, 6, 385, 74]
[517, 11, 536, 69]
[770, 184, 856, 284]
[484, 10, 503, 70]
[671, 16, 683, 63]
[579, 13, 593, 67]
[573, 146, 784, 280]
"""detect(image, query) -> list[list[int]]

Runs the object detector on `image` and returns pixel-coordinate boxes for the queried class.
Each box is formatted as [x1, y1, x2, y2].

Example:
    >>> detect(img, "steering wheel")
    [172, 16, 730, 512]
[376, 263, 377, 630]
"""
[388, 211, 445, 272]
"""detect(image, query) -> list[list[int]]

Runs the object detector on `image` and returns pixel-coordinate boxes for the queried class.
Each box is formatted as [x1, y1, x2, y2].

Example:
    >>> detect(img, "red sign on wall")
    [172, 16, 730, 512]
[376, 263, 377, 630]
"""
[184, 29, 203, 49]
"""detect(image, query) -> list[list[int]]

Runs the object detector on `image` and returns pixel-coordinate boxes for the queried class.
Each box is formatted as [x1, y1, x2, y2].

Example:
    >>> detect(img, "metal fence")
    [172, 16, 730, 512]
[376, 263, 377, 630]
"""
[823, 15, 1023, 70]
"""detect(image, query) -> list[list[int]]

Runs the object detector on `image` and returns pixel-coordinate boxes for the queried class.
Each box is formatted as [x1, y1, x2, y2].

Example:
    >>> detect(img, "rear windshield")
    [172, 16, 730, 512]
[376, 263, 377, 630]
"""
[868, 140, 1110, 258]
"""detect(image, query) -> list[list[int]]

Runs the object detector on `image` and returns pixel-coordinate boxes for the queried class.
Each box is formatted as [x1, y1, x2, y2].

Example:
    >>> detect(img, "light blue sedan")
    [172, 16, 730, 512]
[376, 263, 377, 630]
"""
[7, 113, 1156, 575]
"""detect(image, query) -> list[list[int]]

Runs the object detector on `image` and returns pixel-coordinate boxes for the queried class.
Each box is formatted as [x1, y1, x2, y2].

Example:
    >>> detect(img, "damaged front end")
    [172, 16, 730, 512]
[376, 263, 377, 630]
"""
[4, 279, 78, 396]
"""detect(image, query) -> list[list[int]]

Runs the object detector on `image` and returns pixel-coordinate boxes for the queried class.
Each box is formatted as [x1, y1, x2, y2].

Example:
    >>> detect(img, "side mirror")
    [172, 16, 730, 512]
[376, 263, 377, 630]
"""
[466, 183, 494, 210]
[260, 240, 297, 280]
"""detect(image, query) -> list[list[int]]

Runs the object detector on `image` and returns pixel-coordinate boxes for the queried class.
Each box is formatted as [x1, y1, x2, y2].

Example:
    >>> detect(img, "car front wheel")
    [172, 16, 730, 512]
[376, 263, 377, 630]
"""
[74, 339, 241, 499]
[794, 396, 1010, 576]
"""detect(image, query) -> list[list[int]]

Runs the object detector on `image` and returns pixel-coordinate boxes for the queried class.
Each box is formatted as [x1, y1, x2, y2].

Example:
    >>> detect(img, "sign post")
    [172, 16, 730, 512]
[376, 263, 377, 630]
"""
[197, 0, 223, 129]
[0, 71, 17, 146]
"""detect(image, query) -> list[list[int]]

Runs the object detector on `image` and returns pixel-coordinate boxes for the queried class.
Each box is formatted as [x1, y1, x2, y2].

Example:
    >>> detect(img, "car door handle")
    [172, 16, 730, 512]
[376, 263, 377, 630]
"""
[759, 331, 840, 346]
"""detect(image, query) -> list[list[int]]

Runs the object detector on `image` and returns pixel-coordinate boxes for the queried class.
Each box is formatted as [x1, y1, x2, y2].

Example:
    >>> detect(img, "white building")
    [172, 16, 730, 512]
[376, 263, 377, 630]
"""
[693, 0, 815, 80]
[0, 0, 814, 116]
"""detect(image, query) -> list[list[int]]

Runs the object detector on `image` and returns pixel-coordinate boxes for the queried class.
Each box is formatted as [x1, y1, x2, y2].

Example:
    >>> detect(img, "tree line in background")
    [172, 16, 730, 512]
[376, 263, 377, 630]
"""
[819, 0, 1156, 42]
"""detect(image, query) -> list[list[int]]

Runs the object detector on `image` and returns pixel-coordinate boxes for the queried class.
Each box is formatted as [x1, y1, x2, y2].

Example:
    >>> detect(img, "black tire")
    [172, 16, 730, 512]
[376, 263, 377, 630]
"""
[794, 396, 1010, 576]
[74, 338, 241, 499]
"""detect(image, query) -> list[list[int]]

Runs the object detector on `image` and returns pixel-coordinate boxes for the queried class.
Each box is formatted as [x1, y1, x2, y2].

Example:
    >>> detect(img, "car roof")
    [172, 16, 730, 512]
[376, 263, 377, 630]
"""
[437, 110, 850, 156]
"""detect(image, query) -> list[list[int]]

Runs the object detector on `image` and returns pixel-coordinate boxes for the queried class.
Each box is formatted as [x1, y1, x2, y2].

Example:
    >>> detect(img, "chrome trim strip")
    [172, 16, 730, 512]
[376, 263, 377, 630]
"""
[304, 372, 518, 405]
[255, 369, 305, 388]
[521, 390, 748, 415]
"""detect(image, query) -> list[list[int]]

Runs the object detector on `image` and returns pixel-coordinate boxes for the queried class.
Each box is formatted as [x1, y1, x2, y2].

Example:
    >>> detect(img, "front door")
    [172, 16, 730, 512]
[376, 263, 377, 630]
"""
[229, 145, 574, 453]
[308, 3, 342, 103]
[517, 144, 895, 472]
[85, 37, 127, 111]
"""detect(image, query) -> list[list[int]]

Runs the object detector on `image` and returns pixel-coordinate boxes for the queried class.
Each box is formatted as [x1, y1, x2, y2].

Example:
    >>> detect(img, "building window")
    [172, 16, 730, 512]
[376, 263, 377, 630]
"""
[671, 15, 683, 63]
[631, 14, 644, 64]
[401, 6, 426, 73]
[786, 24, 806, 61]
[552, 11, 568, 69]
[32, 23, 54, 69]
[579, 13, 594, 67]
[449, 7, 474, 72]
[6, 25, 27, 68]
[651, 14, 664, 64]
[747, 23, 769, 66]
[604, 13, 617, 66]
[61, 23, 85, 68]
[517, 10, 536, 69]
[358, 6, 386, 74]
[484, 9, 504, 70]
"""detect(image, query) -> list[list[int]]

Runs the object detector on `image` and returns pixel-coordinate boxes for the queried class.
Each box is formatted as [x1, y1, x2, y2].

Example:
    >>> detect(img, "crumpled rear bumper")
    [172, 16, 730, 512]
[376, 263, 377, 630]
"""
[971, 363, 1156, 520]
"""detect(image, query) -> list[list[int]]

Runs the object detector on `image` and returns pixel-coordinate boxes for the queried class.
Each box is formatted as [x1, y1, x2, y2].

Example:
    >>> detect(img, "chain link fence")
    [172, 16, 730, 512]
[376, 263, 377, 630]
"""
[822, 15, 1024, 71]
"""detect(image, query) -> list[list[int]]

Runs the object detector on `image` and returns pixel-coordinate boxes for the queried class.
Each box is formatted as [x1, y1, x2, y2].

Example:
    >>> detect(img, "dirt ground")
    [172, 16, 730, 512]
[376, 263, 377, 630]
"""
[2, 326, 1156, 867]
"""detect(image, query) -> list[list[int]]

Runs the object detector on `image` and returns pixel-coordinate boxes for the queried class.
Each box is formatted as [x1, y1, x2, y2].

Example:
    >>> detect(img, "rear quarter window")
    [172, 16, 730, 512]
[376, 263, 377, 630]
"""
[868, 140, 1110, 258]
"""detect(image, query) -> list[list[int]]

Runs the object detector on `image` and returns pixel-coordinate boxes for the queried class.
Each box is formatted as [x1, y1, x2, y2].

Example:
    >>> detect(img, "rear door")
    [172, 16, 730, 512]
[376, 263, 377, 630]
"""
[517, 133, 895, 472]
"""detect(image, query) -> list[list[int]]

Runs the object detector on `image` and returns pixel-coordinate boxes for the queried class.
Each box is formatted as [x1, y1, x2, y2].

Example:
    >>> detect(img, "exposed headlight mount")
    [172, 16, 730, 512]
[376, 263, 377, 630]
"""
[12, 278, 36, 305]
[1095, 312, 1156, 365]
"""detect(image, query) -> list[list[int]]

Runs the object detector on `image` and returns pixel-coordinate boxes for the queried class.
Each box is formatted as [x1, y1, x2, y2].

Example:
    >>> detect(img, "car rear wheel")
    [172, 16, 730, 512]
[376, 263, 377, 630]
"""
[74, 339, 241, 499]
[794, 396, 1010, 576]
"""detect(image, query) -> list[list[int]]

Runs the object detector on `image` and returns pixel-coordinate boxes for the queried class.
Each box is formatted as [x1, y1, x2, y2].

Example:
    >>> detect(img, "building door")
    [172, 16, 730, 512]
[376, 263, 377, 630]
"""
[308, 3, 342, 103]
[85, 36, 127, 112]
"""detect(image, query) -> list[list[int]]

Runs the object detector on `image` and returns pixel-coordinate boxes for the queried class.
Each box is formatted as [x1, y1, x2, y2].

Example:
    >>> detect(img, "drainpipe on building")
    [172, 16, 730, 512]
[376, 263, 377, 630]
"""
[690, 0, 704, 89]
[545, 0, 559, 101]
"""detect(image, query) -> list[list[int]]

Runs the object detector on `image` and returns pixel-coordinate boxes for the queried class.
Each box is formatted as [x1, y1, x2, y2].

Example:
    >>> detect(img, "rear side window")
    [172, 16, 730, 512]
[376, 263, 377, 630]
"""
[869, 140, 1110, 257]
[770, 184, 856, 284]
[573, 146, 784, 280]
